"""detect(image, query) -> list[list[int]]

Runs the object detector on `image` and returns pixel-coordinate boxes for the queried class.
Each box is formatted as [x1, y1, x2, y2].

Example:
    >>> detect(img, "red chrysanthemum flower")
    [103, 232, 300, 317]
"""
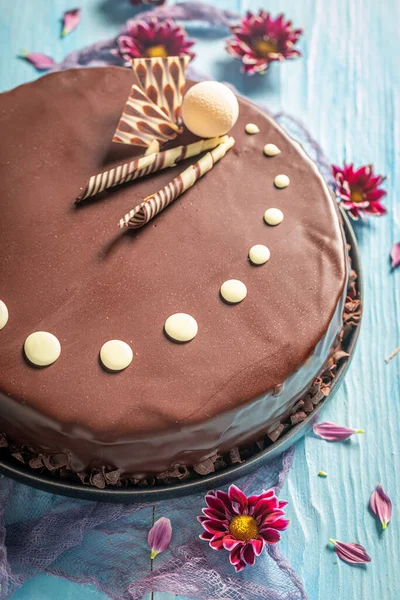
[226, 11, 303, 75]
[198, 485, 289, 572]
[332, 163, 387, 220]
[115, 18, 195, 64]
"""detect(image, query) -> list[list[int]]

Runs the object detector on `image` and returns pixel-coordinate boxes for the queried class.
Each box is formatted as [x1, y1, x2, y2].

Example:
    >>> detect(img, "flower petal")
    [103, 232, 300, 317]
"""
[61, 8, 81, 38]
[18, 51, 56, 71]
[250, 538, 264, 556]
[241, 543, 256, 565]
[200, 518, 228, 535]
[228, 484, 248, 513]
[209, 536, 225, 550]
[369, 484, 392, 529]
[222, 535, 242, 551]
[313, 421, 364, 441]
[329, 539, 371, 564]
[148, 517, 172, 559]
[391, 242, 400, 269]
[259, 527, 281, 544]
[229, 544, 243, 566]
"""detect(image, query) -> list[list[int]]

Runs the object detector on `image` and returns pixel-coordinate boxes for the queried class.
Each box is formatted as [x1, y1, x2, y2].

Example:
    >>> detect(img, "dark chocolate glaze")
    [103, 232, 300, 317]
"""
[0, 67, 347, 475]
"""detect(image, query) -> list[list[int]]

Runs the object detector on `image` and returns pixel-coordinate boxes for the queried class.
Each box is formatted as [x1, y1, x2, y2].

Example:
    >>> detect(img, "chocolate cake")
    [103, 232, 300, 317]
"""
[0, 67, 347, 481]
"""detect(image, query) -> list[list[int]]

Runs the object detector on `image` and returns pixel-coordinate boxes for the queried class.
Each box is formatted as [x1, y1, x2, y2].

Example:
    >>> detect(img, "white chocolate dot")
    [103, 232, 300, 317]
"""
[249, 245, 271, 265]
[220, 280, 247, 304]
[24, 332, 61, 367]
[100, 340, 133, 371]
[274, 174, 290, 188]
[264, 208, 284, 226]
[263, 143, 281, 157]
[165, 313, 198, 343]
[245, 123, 260, 134]
[0, 300, 9, 330]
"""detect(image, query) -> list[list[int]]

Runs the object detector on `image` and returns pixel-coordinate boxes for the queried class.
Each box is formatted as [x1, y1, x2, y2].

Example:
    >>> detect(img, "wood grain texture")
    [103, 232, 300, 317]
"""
[1, 0, 399, 599]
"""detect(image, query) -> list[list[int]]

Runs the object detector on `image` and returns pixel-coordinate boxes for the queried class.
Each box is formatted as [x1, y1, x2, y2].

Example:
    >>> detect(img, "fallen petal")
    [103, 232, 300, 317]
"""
[313, 421, 364, 441]
[148, 516, 172, 559]
[61, 8, 81, 38]
[369, 484, 392, 530]
[329, 539, 371, 564]
[390, 242, 400, 268]
[18, 51, 56, 71]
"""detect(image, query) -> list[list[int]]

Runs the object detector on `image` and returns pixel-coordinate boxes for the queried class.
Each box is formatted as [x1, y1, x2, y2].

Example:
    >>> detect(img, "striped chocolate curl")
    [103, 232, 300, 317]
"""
[119, 136, 235, 230]
[75, 136, 228, 203]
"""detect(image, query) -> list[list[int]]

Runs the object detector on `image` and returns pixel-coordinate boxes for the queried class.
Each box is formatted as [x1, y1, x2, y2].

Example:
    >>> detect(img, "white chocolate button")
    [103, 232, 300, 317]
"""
[249, 245, 270, 265]
[165, 313, 198, 343]
[274, 174, 290, 188]
[263, 143, 281, 157]
[100, 340, 133, 371]
[24, 331, 61, 367]
[0, 300, 8, 330]
[220, 280, 247, 304]
[245, 123, 260, 134]
[264, 208, 284, 226]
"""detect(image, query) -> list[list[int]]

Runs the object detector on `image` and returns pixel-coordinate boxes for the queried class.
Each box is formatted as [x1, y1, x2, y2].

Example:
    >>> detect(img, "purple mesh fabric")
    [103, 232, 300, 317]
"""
[0, 4, 328, 598]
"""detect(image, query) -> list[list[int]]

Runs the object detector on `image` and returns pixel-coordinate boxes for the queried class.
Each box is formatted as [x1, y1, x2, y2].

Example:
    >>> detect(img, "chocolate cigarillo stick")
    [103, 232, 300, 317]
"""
[76, 136, 228, 203]
[119, 136, 235, 230]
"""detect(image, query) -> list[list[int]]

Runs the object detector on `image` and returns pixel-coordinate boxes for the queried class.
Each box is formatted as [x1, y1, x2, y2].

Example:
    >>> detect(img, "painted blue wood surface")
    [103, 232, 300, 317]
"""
[1, 0, 399, 598]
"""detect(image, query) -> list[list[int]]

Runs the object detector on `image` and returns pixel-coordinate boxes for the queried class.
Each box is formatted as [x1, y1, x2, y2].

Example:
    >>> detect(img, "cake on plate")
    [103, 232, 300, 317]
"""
[0, 65, 347, 484]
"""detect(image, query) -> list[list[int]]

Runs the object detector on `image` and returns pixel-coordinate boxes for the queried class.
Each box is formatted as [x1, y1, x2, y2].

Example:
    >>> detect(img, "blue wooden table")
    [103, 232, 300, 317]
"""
[1, 1, 399, 598]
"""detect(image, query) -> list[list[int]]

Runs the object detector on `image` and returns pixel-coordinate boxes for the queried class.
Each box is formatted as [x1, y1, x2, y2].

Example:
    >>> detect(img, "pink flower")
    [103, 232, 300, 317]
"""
[61, 8, 81, 38]
[18, 51, 56, 71]
[148, 516, 172, 559]
[329, 539, 371, 565]
[332, 163, 387, 220]
[313, 421, 364, 442]
[370, 484, 392, 530]
[198, 485, 289, 572]
[115, 18, 195, 64]
[226, 11, 303, 75]
[390, 242, 400, 268]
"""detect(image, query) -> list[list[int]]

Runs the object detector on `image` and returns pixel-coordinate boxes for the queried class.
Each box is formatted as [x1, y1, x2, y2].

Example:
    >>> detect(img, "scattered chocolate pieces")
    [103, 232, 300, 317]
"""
[112, 84, 180, 148]
[164, 313, 198, 343]
[0, 300, 8, 330]
[264, 208, 284, 226]
[263, 143, 281, 157]
[119, 136, 235, 229]
[274, 174, 290, 189]
[100, 340, 133, 371]
[131, 56, 190, 123]
[220, 279, 247, 304]
[24, 331, 61, 367]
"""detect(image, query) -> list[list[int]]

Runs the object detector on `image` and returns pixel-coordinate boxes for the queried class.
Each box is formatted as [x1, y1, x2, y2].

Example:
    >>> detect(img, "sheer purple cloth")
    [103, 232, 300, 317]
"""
[0, 4, 329, 598]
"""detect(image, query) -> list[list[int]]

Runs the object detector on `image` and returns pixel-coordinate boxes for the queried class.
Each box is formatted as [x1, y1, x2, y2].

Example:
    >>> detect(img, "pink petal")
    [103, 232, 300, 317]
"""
[199, 531, 213, 541]
[148, 517, 172, 559]
[18, 51, 56, 71]
[250, 538, 264, 556]
[369, 484, 392, 529]
[329, 539, 371, 564]
[201, 519, 227, 535]
[391, 242, 400, 268]
[228, 484, 248, 513]
[253, 497, 279, 519]
[229, 544, 244, 566]
[202, 507, 227, 521]
[363, 202, 387, 216]
[241, 543, 256, 565]
[313, 421, 364, 441]
[222, 535, 242, 551]
[209, 536, 225, 550]
[61, 8, 81, 38]
[260, 527, 281, 544]
[205, 494, 229, 517]
[234, 559, 247, 572]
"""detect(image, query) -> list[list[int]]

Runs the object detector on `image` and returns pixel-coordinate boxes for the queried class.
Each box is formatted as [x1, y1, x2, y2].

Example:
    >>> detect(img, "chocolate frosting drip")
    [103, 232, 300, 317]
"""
[0, 68, 347, 477]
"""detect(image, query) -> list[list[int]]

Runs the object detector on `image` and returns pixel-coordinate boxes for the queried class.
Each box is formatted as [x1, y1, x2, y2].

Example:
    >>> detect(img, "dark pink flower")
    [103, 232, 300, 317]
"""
[226, 11, 303, 75]
[148, 516, 172, 559]
[370, 484, 392, 530]
[18, 51, 56, 71]
[115, 18, 195, 64]
[390, 242, 400, 268]
[329, 538, 371, 565]
[313, 421, 364, 442]
[332, 163, 387, 220]
[61, 8, 81, 38]
[198, 485, 289, 572]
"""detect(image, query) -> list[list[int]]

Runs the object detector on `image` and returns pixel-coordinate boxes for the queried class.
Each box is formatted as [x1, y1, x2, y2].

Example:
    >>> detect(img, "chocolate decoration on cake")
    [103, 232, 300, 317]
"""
[132, 56, 190, 123]
[0, 67, 347, 478]
[119, 136, 235, 229]
[112, 84, 180, 148]
[76, 136, 227, 202]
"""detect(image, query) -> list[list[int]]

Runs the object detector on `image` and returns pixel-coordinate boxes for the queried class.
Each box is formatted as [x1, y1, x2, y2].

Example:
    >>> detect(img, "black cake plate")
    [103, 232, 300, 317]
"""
[0, 209, 362, 503]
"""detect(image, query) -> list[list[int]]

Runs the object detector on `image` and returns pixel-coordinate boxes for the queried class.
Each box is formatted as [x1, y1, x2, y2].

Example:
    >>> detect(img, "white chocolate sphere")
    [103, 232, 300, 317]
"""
[181, 81, 239, 138]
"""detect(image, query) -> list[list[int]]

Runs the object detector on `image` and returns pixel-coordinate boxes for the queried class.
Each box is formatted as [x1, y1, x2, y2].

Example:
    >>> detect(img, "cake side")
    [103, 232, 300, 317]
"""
[0, 67, 347, 475]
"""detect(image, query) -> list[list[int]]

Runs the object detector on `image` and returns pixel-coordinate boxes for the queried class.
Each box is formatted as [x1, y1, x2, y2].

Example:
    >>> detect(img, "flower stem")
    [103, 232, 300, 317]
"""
[385, 346, 400, 364]
[328, 538, 336, 545]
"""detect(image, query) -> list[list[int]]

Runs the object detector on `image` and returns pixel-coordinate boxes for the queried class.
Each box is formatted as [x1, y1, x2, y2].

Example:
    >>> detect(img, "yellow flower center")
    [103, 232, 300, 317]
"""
[229, 515, 259, 542]
[350, 186, 365, 204]
[144, 45, 169, 58]
[253, 38, 278, 58]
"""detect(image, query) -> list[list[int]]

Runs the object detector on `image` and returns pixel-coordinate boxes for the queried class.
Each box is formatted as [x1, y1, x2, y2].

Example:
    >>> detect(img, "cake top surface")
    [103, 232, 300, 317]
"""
[0, 67, 346, 438]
